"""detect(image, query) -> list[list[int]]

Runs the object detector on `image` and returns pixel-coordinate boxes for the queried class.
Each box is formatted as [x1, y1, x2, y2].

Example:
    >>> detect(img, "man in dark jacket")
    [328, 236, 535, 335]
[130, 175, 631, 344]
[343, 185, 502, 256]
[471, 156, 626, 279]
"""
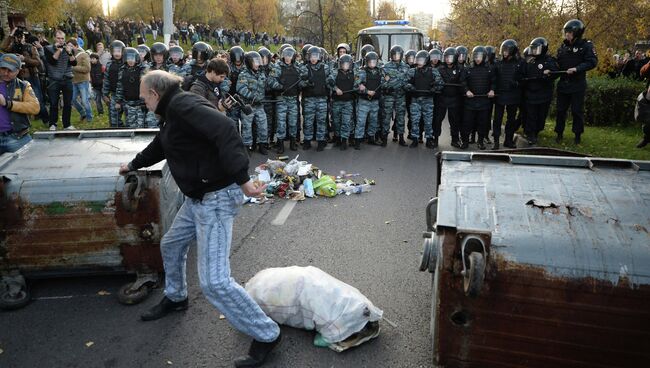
[43, 30, 77, 130]
[461, 46, 496, 150]
[120, 70, 281, 368]
[554, 19, 598, 144]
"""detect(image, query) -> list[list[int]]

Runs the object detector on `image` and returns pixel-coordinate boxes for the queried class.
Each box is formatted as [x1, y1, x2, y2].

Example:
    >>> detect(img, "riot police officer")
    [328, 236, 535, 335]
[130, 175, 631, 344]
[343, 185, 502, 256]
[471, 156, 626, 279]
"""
[328, 54, 357, 150]
[523, 37, 559, 145]
[429, 48, 444, 148]
[356, 44, 375, 69]
[436, 47, 464, 148]
[258, 47, 276, 144]
[555, 19, 598, 144]
[354, 51, 384, 149]
[382, 45, 410, 146]
[149, 42, 168, 71]
[115, 47, 148, 128]
[493, 39, 524, 149]
[102, 40, 125, 127]
[226, 46, 246, 125]
[136, 44, 150, 65]
[237, 51, 269, 154]
[461, 46, 496, 149]
[167, 45, 186, 76]
[302, 46, 332, 151]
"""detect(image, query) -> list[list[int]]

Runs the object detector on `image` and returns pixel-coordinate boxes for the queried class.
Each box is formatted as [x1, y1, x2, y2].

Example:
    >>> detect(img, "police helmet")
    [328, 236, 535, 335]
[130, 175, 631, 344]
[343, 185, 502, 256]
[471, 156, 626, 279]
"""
[281, 46, 297, 63]
[443, 47, 457, 64]
[415, 50, 429, 67]
[338, 54, 353, 71]
[484, 45, 496, 63]
[308, 46, 322, 63]
[455, 46, 468, 63]
[110, 40, 126, 56]
[150, 42, 168, 58]
[429, 48, 443, 64]
[244, 51, 262, 70]
[169, 46, 184, 61]
[472, 46, 487, 64]
[136, 44, 150, 62]
[319, 47, 328, 62]
[365, 51, 379, 68]
[258, 47, 272, 66]
[529, 37, 549, 57]
[301, 44, 313, 61]
[405, 49, 417, 65]
[192, 41, 213, 62]
[229, 45, 245, 64]
[390, 45, 404, 62]
[500, 39, 518, 59]
[360, 44, 375, 62]
[279, 43, 292, 52]
[123, 47, 140, 65]
[336, 43, 351, 56]
[563, 19, 585, 39]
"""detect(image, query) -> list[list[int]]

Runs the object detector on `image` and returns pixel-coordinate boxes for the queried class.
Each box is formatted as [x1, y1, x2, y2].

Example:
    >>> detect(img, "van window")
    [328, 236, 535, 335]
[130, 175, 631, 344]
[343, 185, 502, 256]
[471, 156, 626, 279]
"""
[359, 34, 389, 60]
[391, 34, 421, 52]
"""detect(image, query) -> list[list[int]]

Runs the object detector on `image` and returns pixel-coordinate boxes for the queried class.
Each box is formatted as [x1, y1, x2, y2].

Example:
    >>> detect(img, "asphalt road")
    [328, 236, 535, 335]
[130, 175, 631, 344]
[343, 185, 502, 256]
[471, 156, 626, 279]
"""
[0, 133, 451, 368]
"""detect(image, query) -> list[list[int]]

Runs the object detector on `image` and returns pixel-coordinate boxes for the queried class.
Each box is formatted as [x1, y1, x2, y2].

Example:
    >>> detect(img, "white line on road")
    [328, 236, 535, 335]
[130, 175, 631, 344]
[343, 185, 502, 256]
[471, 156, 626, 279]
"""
[271, 201, 297, 226]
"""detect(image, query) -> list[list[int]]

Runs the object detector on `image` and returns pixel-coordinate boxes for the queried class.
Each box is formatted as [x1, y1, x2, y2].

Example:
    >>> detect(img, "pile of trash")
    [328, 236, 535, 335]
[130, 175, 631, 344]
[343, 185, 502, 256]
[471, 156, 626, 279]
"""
[247, 155, 375, 203]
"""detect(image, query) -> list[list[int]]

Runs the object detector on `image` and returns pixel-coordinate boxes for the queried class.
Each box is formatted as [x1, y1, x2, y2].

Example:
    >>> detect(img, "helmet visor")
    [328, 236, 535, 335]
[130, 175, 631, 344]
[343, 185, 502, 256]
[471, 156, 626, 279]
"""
[125, 53, 137, 63]
[530, 45, 543, 56]
[416, 57, 427, 66]
[457, 53, 466, 63]
[406, 55, 414, 64]
[431, 54, 441, 63]
[444, 54, 455, 64]
[392, 52, 401, 62]
[260, 55, 269, 66]
[474, 52, 484, 63]
[340, 61, 350, 71]
[310, 53, 320, 63]
[367, 59, 377, 68]
[170, 51, 182, 60]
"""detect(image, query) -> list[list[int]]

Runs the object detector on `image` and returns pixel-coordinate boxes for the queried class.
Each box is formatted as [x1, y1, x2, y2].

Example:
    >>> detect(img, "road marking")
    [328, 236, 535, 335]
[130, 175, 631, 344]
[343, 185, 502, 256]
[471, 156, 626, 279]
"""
[271, 201, 297, 226]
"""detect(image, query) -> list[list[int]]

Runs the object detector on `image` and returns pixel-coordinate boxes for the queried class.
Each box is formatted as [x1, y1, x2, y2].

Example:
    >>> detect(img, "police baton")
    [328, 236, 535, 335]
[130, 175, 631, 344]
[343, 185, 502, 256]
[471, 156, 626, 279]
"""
[280, 79, 302, 96]
[443, 83, 464, 87]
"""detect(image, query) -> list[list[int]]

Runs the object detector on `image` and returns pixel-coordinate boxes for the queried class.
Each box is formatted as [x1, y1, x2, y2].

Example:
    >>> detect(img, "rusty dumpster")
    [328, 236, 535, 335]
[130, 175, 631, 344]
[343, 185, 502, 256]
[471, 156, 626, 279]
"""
[0, 129, 183, 310]
[419, 151, 650, 367]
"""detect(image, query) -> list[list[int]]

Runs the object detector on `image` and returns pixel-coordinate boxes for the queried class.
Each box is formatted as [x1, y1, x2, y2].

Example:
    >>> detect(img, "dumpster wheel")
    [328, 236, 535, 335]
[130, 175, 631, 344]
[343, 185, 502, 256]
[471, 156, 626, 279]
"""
[463, 252, 485, 298]
[0, 285, 30, 310]
[117, 282, 151, 305]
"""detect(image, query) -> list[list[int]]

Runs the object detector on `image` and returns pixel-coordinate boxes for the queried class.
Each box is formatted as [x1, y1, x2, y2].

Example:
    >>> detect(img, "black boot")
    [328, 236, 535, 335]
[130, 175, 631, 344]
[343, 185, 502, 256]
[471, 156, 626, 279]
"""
[418, 134, 424, 143]
[247, 146, 256, 156]
[333, 137, 341, 147]
[258, 143, 268, 155]
[140, 296, 188, 321]
[409, 139, 418, 148]
[478, 138, 486, 150]
[555, 132, 563, 143]
[469, 133, 476, 144]
[354, 138, 361, 150]
[276, 140, 285, 154]
[302, 140, 311, 150]
[340, 139, 348, 150]
[234, 333, 282, 368]
[398, 134, 407, 146]
[367, 136, 377, 145]
[492, 141, 500, 150]
[392, 132, 398, 142]
[451, 139, 461, 148]
[380, 134, 388, 147]
[316, 140, 326, 151]
[432, 137, 439, 149]
[637, 137, 649, 148]
[574, 133, 581, 144]
[289, 137, 298, 151]
[460, 138, 469, 149]
[425, 138, 434, 149]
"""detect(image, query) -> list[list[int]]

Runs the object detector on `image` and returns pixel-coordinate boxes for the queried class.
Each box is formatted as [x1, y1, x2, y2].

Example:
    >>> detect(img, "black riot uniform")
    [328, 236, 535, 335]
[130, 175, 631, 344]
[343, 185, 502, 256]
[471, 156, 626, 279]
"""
[554, 19, 598, 143]
[493, 39, 524, 149]
[522, 37, 559, 145]
[461, 46, 496, 149]
[436, 48, 464, 147]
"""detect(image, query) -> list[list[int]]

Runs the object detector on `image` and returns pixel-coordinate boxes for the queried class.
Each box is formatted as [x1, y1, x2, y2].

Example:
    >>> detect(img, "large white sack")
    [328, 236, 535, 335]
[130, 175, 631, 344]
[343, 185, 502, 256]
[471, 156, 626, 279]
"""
[245, 266, 383, 344]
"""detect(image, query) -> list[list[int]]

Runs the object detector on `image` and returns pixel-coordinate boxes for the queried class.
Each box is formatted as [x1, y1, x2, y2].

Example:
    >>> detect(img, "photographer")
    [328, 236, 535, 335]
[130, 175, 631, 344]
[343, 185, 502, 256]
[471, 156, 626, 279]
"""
[44, 30, 77, 130]
[1, 27, 49, 125]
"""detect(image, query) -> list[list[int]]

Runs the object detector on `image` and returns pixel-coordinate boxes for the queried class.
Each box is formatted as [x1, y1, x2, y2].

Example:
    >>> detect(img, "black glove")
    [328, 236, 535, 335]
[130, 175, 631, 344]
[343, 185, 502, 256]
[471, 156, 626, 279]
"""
[301, 74, 309, 81]
[307, 81, 314, 87]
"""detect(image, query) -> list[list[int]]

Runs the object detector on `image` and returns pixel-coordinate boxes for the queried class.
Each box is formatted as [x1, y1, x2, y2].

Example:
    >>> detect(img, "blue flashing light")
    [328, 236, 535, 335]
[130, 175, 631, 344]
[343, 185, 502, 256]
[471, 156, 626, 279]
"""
[373, 20, 410, 26]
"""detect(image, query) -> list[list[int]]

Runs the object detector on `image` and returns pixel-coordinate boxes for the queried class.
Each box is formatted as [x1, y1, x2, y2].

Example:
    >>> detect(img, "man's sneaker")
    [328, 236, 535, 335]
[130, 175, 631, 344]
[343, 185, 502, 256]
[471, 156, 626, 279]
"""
[64, 125, 77, 131]
[140, 296, 188, 321]
[49, 125, 57, 131]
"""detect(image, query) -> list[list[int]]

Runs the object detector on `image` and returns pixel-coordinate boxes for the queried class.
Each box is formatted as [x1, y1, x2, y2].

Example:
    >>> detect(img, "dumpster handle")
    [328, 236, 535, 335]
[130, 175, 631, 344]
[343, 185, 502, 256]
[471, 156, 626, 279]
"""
[122, 172, 147, 212]
[426, 197, 438, 231]
[460, 235, 487, 298]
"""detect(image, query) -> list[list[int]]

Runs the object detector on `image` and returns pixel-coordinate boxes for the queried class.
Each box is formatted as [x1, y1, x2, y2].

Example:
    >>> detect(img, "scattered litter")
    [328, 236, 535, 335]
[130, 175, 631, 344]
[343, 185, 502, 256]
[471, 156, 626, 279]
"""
[247, 156, 376, 204]
[219, 314, 226, 320]
[403, 240, 408, 243]
[0, 348, 4, 355]
[385, 220, 392, 225]
[166, 360, 173, 365]
[97, 290, 111, 296]
[246, 266, 383, 353]
[85, 341, 94, 348]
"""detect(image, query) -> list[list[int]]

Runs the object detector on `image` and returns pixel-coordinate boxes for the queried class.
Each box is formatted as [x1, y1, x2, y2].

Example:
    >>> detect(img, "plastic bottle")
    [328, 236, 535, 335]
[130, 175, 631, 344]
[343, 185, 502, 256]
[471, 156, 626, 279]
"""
[344, 184, 372, 194]
[304, 178, 315, 198]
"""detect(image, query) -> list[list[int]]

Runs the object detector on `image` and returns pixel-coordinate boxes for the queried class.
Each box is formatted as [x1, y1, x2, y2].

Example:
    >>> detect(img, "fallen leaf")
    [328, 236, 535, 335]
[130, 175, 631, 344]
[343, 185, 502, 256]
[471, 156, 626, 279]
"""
[219, 314, 226, 320]
[85, 341, 94, 348]
[403, 240, 408, 243]
[97, 290, 111, 296]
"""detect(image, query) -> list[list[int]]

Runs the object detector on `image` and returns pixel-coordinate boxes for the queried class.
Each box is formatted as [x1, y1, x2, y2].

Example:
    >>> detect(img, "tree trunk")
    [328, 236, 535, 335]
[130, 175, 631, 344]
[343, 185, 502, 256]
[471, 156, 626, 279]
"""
[0, 0, 9, 36]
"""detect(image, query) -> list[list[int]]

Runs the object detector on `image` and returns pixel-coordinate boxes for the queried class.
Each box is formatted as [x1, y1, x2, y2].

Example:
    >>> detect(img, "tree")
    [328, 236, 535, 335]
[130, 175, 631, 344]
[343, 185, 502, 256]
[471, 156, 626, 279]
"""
[375, 1, 404, 20]
[221, 0, 280, 34]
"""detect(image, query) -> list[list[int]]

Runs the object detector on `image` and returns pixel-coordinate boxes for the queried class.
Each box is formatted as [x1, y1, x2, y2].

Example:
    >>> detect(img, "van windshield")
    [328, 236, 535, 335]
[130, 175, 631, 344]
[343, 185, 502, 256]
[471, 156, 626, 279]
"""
[358, 33, 422, 62]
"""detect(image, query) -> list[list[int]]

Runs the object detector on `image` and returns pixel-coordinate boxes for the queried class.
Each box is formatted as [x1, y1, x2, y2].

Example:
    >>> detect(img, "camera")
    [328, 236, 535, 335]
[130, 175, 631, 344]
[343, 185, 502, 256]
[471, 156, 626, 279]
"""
[56, 44, 64, 49]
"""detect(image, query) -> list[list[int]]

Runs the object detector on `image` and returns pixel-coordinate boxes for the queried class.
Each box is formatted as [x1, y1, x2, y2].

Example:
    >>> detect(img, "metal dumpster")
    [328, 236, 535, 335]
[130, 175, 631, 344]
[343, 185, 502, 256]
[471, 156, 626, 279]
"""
[0, 129, 183, 310]
[419, 151, 650, 367]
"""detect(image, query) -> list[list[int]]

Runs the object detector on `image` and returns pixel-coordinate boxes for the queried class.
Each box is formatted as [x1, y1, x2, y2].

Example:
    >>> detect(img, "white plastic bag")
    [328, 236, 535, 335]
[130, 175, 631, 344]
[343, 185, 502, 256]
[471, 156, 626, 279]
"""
[245, 266, 383, 344]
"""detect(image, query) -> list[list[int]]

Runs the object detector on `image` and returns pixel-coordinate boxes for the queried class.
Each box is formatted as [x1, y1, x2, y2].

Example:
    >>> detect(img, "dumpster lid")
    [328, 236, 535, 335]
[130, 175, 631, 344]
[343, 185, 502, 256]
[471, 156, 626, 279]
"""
[436, 151, 650, 286]
[0, 129, 164, 179]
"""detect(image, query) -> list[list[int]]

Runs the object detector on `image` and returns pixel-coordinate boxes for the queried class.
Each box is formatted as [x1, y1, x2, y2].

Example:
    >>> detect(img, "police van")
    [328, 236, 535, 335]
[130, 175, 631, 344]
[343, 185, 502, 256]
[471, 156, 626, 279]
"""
[356, 20, 425, 62]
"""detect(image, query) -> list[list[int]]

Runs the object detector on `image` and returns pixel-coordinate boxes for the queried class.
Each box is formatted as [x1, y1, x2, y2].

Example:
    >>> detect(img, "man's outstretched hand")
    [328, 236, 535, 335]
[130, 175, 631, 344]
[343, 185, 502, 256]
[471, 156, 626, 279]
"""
[241, 180, 267, 197]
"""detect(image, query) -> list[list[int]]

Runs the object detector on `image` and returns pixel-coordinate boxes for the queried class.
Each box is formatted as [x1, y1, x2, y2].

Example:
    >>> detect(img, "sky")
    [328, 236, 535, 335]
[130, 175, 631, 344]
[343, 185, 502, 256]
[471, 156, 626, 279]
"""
[393, 0, 452, 22]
